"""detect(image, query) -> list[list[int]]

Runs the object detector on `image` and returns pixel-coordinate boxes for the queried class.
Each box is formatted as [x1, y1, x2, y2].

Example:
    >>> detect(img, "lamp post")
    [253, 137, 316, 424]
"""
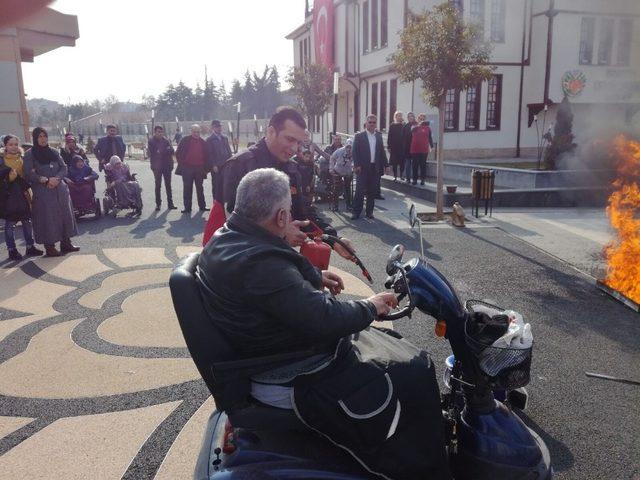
[68, 114, 72, 134]
[332, 71, 339, 138]
[151, 109, 155, 134]
[227, 121, 234, 152]
[235, 102, 241, 152]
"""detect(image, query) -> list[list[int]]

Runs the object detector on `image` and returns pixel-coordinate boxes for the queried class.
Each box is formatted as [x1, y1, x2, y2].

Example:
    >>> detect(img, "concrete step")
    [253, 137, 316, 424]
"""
[380, 176, 610, 208]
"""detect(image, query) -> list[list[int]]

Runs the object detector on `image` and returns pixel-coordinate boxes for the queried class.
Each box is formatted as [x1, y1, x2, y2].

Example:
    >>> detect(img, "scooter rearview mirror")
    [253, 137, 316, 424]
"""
[386, 244, 405, 275]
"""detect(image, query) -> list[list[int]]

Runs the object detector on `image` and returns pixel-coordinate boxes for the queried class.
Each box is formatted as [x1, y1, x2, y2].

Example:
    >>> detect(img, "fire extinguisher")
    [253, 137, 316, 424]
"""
[300, 222, 332, 270]
[300, 222, 373, 284]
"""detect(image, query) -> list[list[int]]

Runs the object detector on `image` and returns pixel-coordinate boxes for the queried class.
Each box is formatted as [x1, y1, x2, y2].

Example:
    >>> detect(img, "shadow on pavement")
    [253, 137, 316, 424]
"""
[517, 410, 575, 473]
[457, 227, 639, 353]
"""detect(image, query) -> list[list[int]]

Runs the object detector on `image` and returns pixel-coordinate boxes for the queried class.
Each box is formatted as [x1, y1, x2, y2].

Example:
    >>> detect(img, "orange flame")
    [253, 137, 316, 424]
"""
[603, 135, 640, 304]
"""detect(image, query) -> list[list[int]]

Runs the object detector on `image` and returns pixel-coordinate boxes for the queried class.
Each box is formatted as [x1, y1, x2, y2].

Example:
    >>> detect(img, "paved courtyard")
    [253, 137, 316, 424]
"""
[0, 158, 637, 479]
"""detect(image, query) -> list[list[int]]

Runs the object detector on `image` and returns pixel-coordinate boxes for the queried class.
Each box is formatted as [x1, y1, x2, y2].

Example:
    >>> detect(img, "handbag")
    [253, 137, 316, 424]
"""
[174, 162, 184, 176]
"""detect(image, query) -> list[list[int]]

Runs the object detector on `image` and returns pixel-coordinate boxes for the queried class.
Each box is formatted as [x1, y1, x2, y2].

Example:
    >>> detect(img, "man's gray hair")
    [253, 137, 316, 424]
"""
[235, 168, 291, 223]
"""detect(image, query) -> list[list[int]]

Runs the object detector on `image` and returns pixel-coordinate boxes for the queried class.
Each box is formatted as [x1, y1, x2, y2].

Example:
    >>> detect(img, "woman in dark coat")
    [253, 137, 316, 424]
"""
[23, 127, 79, 257]
[0, 135, 43, 261]
[387, 111, 405, 181]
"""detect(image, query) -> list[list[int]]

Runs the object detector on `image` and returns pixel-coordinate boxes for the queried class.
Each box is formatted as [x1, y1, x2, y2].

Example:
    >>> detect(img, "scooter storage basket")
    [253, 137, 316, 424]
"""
[464, 300, 532, 389]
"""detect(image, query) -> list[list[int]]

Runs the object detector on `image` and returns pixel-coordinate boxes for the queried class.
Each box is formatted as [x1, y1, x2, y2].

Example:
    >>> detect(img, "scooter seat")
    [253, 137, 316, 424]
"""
[170, 253, 308, 432]
[228, 402, 305, 431]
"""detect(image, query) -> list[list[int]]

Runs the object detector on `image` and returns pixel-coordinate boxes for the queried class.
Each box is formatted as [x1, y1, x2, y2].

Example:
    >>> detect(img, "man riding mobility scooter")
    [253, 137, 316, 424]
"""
[170, 243, 553, 479]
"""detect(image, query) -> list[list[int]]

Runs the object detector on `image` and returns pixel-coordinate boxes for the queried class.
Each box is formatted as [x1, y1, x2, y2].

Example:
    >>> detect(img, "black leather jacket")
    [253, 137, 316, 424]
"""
[220, 138, 305, 219]
[196, 212, 376, 360]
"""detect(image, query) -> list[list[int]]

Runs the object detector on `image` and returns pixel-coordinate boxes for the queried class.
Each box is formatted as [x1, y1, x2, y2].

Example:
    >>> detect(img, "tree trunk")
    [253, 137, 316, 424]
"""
[436, 95, 445, 219]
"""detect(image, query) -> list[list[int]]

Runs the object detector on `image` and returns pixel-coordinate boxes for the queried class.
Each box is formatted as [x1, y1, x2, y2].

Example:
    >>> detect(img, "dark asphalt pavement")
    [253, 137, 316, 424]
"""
[0, 157, 638, 479]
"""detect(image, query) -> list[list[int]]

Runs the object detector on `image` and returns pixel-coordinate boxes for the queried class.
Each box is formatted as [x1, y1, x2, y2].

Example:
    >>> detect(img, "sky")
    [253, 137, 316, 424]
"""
[21, 0, 305, 104]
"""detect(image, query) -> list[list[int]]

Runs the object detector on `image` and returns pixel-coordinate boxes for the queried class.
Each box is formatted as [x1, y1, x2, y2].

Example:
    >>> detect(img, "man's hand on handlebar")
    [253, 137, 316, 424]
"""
[285, 220, 309, 247]
[322, 270, 344, 295]
[367, 292, 399, 317]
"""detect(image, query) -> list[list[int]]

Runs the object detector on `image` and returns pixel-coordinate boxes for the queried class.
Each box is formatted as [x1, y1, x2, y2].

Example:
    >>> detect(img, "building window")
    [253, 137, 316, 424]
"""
[490, 0, 505, 43]
[617, 19, 633, 66]
[363, 0, 369, 53]
[579, 17, 595, 64]
[465, 82, 481, 131]
[444, 89, 460, 131]
[381, 0, 388, 46]
[486, 75, 502, 130]
[470, 0, 485, 38]
[389, 79, 398, 128]
[371, 82, 378, 117]
[380, 81, 388, 131]
[371, 0, 379, 49]
[598, 18, 614, 65]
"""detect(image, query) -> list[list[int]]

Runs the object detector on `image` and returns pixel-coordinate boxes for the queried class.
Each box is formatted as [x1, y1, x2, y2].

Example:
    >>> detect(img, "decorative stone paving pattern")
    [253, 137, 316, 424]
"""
[78, 268, 172, 309]
[0, 245, 384, 479]
[0, 401, 180, 480]
[103, 247, 171, 268]
[31, 254, 112, 282]
[98, 287, 187, 348]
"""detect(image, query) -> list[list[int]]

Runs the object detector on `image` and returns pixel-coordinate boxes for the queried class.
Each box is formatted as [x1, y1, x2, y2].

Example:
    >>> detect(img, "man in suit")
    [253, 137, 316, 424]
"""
[205, 119, 233, 200]
[351, 115, 388, 220]
[94, 124, 126, 172]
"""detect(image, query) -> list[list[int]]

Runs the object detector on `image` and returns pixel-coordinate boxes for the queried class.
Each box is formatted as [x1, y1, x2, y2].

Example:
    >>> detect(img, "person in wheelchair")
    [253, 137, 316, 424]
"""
[65, 155, 99, 216]
[103, 155, 142, 215]
[196, 167, 450, 480]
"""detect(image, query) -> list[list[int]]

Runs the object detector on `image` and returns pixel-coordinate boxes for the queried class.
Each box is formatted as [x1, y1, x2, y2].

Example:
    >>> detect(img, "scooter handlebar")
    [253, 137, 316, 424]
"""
[378, 305, 412, 321]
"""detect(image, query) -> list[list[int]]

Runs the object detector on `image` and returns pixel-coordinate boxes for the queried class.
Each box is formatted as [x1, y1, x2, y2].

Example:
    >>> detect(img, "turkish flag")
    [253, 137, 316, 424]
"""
[313, 0, 334, 68]
[202, 201, 227, 247]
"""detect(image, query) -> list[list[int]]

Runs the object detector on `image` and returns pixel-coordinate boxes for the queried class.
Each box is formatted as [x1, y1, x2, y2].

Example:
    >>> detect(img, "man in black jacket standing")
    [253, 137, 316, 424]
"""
[147, 125, 176, 210]
[221, 107, 310, 246]
[205, 119, 232, 200]
[94, 124, 126, 172]
[351, 115, 388, 220]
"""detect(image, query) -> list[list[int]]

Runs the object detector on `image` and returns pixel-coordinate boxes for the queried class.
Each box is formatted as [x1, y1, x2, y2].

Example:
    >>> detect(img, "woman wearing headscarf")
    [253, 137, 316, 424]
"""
[66, 154, 99, 212]
[59, 132, 88, 168]
[23, 127, 79, 257]
[0, 134, 43, 260]
[105, 155, 142, 214]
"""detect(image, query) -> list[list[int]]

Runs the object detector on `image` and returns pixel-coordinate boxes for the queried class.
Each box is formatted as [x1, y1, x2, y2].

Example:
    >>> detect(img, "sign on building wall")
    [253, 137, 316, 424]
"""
[313, 0, 334, 68]
[561, 70, 587, 97]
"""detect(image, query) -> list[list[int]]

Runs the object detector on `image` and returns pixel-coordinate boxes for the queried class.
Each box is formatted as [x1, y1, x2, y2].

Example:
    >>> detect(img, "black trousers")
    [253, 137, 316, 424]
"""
[153, 168, 173, 207]
[353, 164, 378, 217]
[181, 166, 206, 211]
[412, 153, 427, 182]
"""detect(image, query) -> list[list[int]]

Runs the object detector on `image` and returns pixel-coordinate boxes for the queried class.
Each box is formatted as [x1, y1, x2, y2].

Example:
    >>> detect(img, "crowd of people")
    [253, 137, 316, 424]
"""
[0, 106, 434, 261]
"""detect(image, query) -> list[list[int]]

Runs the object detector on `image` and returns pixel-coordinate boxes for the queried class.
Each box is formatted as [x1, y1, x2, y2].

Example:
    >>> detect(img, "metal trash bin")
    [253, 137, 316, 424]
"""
[471, 169, 496, 218]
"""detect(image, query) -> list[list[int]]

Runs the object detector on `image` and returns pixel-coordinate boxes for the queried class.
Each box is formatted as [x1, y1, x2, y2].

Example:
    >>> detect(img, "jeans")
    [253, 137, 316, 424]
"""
[153, 168, 173, 207]
[5, 219, 34, 250]
[404, 157, 413, 180]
